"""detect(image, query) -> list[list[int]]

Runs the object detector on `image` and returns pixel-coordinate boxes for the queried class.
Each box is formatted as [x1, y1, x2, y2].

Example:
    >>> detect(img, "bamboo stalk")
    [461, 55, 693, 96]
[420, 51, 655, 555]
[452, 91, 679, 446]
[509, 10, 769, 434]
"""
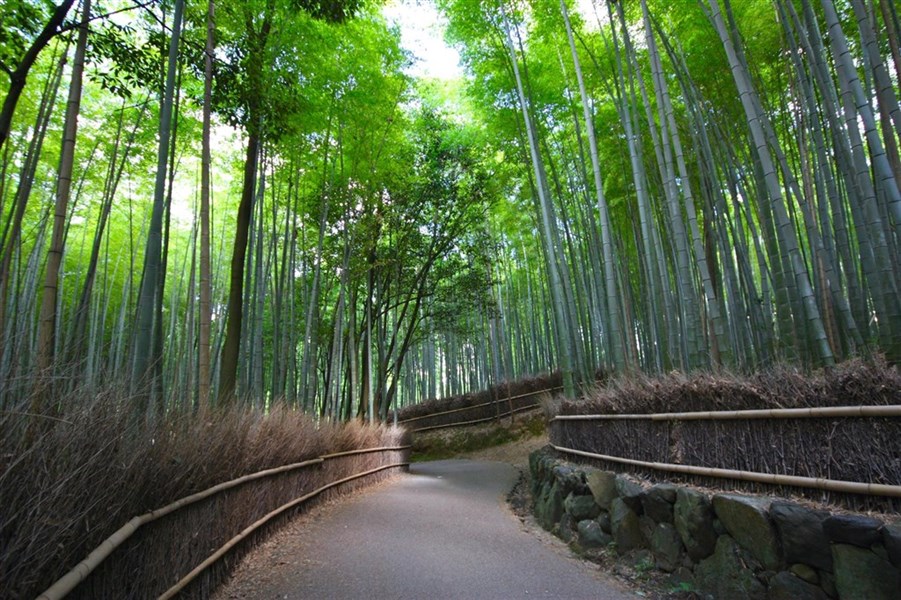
[157, 462, 408, 600]
[551, 404, 901, 422]
[320, 445, 411, 460]
[410, 403, 542, 432]
[551, 444, 901, 497]
[398, 386, 562, 423]
[36, 446, 409, 600]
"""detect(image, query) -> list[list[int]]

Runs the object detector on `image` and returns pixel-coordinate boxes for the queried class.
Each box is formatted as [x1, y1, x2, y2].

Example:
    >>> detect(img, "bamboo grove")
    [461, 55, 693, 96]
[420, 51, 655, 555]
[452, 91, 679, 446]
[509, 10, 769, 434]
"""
[0, 0, 898, 420]
[439, 0, 901, 395]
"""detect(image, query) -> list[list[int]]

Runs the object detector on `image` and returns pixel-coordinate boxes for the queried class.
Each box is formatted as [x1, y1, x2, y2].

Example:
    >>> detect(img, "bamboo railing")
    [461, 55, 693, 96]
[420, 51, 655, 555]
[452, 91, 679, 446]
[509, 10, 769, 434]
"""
[411, 403, 545, 433]
[551, 404, 901, 421]
[550, 404, 901, 500]
[398, 386, 563, 423]
[551, 444, 901, 498]
[400, 386, 563, 431]
[37, 446, 410, 600]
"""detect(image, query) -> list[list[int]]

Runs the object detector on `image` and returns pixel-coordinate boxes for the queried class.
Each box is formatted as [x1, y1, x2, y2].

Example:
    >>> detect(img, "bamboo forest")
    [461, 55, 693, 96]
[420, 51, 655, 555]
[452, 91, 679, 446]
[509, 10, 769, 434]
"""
[1, 0, 899, 420]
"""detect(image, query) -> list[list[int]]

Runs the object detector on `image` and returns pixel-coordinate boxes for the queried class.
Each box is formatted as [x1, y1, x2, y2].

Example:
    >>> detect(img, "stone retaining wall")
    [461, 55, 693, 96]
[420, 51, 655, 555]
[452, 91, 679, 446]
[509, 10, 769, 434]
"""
[530, 446, 901, 599]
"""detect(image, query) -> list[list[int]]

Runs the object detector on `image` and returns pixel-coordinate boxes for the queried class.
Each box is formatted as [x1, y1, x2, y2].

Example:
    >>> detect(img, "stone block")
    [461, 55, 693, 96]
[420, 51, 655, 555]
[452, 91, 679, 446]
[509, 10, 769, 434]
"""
[585, 469, 617, 510]
[832, 543, 901, 600]
[768, 571, 828, 600]
[552, 464, 588, 496]
[577, 519, 612, 548]
[564, 492, 601, 521]
[615, 474, 644, 513]
[823, 514, 882, 548]
[611, 497, 645, 552]
[883, 520, 901, 568]
[650, 522, 683, 572]
[674, 487, 717, 561]
[642, 484, 676, 524]
[712, 493, 782, 570]
[770, 500, 832, 572]
[694, 535, 766, 599]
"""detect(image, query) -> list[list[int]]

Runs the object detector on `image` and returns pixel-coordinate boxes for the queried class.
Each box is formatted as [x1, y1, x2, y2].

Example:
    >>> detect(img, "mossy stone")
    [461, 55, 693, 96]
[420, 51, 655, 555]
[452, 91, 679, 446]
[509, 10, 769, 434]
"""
[694, 535, 766, 600]
[832, 543, 901, 600]
[611, 497, 645, 552]
[585, 469, 617, 509]
[564, 492, 601, 521]
[712, 493, 782, 570]
[674, 488, 716, 561]
[650, 522, 683, 572]
[768, 572, 828, 600]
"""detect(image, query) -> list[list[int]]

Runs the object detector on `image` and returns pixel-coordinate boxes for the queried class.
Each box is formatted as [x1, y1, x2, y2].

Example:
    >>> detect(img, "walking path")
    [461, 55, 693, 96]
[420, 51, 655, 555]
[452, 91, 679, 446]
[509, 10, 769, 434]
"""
[215, 459, 634, 599]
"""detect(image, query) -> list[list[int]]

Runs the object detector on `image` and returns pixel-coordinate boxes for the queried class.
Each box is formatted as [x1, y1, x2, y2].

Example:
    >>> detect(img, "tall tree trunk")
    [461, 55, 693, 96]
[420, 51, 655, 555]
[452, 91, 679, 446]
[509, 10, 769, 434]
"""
[501, 7, 575, 396]
[132, 0, 185, 404]
[0, 50, 65, 352]
[560, 0, 626, 372]
[708, 0, 835, 367]
[35, 0, 91, 389]
[218, 132, 259, 403]
[199, 0, 215, 408]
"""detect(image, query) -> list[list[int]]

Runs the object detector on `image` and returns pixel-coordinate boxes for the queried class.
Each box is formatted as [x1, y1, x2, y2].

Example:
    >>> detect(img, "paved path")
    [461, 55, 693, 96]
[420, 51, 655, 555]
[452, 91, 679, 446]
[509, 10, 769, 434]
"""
[217, 459, 633, 599]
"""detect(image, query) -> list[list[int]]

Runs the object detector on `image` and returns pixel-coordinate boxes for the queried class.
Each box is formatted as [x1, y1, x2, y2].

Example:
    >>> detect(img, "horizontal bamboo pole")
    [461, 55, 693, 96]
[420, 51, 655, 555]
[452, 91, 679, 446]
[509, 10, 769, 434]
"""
[36, 445, 409, 600]
[551, 404, 901, 422]
[35, 457, 323, 600]
[551, 444, 901, 498]
[158, 461, 408, 600]
[398, 386, 563, 424]
[320, 445, 411, 460]
[410, 403, 542, 433]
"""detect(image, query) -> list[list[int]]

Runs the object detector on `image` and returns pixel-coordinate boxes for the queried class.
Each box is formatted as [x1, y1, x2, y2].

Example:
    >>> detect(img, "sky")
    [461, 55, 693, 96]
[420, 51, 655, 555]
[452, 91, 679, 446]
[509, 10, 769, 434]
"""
[383, 0, 464, 80]
[382, 0, 604, 81]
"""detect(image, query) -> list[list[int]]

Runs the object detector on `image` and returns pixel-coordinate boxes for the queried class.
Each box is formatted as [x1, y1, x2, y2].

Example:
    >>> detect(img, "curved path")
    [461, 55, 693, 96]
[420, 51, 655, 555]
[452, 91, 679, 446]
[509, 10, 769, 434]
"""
[216, 460, 633, 599]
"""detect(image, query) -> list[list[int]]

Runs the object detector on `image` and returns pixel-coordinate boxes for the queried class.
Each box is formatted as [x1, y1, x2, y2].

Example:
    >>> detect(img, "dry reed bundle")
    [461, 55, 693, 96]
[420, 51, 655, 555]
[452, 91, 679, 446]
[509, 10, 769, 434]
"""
[0, 385, 408, 600]
[549, 360, 901, 512]
[397, 372, 563, 430]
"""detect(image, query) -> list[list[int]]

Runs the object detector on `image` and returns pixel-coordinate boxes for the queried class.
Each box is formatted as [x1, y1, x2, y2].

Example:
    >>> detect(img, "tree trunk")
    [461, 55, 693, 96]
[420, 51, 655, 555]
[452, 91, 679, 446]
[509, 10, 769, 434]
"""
[132, 0, 185, 405]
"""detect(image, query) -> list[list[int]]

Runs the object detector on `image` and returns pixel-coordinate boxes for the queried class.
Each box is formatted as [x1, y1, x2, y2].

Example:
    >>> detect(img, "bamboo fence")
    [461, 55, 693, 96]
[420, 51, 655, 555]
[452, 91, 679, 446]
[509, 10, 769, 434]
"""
[551, 444, 901, 498]
[37, 446, 410, 600]
[550, 404, 901, 505]
[401, 386, 563, 431]
[551, 404, 901, 421]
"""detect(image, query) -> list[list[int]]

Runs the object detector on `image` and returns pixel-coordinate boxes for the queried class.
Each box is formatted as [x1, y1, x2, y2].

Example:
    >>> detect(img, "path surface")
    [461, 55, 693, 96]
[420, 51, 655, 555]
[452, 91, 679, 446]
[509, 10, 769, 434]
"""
[216, 459, 634, 599]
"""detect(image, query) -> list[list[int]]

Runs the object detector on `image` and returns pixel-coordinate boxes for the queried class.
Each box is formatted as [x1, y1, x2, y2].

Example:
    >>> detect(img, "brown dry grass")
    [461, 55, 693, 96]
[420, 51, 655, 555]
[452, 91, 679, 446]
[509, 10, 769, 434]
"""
[559, 357, 900, 415]
[0, 385, 407, 600]
[397, 372, 563, 429]
[551, 359, 901, 512]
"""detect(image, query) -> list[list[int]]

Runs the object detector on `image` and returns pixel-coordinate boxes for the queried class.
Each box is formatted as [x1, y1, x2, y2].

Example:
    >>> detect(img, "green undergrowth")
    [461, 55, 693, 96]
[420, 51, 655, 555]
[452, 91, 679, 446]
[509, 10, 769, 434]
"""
[410, 411, 546, 461]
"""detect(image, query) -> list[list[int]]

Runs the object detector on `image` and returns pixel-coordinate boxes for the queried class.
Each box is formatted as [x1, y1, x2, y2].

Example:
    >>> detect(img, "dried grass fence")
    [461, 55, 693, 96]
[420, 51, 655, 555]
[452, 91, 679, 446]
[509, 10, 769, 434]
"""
[397, 372, 563, 432]
[38, 445, 409, 600]
[0, 388, 410, 600]
[550, 360, 901, 512]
